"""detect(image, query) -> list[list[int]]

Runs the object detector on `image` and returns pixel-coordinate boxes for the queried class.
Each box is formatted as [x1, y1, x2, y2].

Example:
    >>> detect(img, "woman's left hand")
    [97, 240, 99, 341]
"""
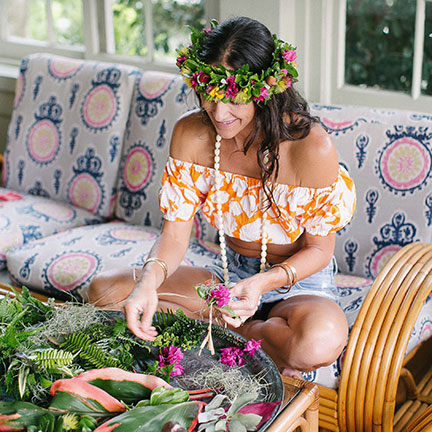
[222, 276, 263, 327]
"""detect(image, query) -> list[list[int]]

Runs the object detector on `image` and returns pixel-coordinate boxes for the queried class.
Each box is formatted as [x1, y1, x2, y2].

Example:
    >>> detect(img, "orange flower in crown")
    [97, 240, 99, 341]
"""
[176, 19, 299, 104]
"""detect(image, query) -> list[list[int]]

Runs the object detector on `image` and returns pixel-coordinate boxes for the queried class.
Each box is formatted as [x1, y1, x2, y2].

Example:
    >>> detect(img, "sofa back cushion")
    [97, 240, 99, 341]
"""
[113, 71, 216, 241]
[310, 104, 432, 278]
[3, 53, 138, 218]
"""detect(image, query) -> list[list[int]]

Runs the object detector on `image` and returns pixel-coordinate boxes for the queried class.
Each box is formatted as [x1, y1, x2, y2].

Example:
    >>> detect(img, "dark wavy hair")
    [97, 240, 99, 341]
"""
[197, 16, 319, 209]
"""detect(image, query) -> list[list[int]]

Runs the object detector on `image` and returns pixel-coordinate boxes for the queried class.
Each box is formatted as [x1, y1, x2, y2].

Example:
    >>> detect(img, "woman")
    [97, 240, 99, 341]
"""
[88, 16, 356, 378]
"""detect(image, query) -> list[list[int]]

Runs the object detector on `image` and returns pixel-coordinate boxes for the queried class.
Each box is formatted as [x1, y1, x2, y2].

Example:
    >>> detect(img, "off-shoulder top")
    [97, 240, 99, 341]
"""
[159, 157, 356, 245]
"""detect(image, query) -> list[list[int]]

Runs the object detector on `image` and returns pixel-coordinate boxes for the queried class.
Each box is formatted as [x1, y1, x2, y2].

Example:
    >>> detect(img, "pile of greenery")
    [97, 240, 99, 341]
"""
[0, 287, 203, 407]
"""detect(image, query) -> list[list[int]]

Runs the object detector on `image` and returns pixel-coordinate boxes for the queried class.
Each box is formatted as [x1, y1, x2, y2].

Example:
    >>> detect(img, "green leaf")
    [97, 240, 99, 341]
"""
[0, 401, 51, 430]
[149, 387, 189, 405]
[18, 366, 30, 399]
[231, 413, 261, 429]
[94, 401, 203, 431]
[49, 379, 126, 414]
[227, 393, 258, 418]
[228, 419, 247, 432]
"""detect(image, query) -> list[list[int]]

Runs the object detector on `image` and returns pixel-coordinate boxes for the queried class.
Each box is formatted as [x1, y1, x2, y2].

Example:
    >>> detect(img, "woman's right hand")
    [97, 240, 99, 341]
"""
[123, 283, 159, 341]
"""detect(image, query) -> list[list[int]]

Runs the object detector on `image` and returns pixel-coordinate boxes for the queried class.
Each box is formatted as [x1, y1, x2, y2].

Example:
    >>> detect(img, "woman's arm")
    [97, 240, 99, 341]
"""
[224, 232, 335, 327]
[123, 219, 194, 340]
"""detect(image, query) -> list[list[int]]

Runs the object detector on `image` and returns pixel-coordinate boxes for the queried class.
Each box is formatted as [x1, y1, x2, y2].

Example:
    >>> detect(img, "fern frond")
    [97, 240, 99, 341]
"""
[60, 333, 124, 370]
[153, 309, 176, 329]
[32, 349, 76, 370]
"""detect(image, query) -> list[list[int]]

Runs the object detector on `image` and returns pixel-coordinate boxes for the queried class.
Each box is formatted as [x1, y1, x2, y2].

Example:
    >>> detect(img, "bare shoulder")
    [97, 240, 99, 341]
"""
[288, 123, 340, 188]
[170, 110, 214, 166]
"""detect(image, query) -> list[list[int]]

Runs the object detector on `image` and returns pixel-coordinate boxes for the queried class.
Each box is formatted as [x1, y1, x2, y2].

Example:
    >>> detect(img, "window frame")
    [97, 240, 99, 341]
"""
[0, 0, 217, 72]
[327, 0, 432, 112]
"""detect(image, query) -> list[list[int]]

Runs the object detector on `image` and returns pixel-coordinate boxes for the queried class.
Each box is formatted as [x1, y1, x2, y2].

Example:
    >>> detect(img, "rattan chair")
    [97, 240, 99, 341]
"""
[317, 242, 432, 431]
[406, 404, 432, 432]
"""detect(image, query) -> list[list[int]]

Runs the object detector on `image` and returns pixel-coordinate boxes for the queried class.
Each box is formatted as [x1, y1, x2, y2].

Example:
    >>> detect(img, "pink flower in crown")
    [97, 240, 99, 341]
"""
[225, 75, 239, 98]
[208, 284, 231, 307]
[192, 71, 210, 90]
[220, 346, 245, 366]
[252, 87, 269, 102]
[243, 339, 262, 357]
[176, 56, 187, 67]
[283, 49, 297, 63]
[280, 68, 288, 75]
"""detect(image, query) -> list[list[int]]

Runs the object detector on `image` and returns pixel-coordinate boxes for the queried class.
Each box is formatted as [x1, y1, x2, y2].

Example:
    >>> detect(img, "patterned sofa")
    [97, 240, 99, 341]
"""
[1, 53, 431, 431]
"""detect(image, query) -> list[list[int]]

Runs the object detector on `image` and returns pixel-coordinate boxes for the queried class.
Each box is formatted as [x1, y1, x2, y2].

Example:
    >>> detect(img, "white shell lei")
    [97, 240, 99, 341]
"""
[214, 134, 268, 286]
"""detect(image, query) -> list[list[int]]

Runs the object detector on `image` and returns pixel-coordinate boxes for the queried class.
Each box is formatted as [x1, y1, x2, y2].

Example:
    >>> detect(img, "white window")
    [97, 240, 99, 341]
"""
[327, 0, 431, 112]
[0, 0, 211, 69]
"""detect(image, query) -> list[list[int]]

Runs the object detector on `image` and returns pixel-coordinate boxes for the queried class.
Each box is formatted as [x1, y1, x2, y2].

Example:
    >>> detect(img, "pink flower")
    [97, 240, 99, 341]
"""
[158, 345, 184, 377]
[283, 49, 297, 62]
[243, 339, 262, 357]
[225, 75, 239, 98]
[207, 284, 230, 307]
[203, 28, 212, 34]
[280, 68, 288, 75]
[220, 346, 245, 366]
[192, 71, 210, 90]
[252, 87, 269, 102]
[176, 56, 187, 67]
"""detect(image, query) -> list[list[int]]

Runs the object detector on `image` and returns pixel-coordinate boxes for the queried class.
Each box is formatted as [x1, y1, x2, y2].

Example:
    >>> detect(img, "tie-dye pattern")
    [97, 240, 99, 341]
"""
[159, 157, 356, 244]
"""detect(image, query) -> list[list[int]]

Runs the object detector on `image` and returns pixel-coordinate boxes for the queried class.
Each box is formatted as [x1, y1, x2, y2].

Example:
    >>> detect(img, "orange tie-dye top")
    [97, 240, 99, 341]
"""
[159, 157, 356, 244]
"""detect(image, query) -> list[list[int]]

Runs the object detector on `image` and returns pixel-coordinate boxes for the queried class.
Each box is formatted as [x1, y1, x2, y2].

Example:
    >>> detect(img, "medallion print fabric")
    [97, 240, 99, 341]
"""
[0, 188, 103, 271]
[114, 70, 200, 227]
[6, 222, 220, 302]
[309, 105, 432, 279]
[4, 53, 138, 218]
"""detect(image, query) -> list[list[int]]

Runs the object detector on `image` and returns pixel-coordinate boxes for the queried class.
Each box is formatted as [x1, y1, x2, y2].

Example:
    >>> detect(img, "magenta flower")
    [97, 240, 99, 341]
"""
[252, 87, 269, 102]
[225, 75, 239, 98]
[207, 283, 230, 307]
[243, 339, 262, 357]
[220, 346, 245, 366]
[158, 345, 184, 377]
[283, 50, 297, 62]
[176, 56, 187, 66]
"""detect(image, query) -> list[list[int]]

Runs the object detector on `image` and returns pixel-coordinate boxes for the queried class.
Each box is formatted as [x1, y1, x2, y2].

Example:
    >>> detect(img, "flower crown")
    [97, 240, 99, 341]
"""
[176, 19, 299, 104]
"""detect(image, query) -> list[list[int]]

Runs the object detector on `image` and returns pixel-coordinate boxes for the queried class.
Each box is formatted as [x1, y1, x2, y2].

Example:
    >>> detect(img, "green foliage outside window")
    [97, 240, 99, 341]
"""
[345, 0, 431, 96]
[112, 0, 206, 61]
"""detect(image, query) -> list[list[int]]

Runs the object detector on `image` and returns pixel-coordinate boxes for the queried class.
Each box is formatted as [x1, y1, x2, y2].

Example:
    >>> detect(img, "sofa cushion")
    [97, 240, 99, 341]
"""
[5, 221, 220, 301]
[3, 53, 138, 218]
[0, 187, 103, 271]
[113, 71, 217, 243]
[310, 106, 432, 279]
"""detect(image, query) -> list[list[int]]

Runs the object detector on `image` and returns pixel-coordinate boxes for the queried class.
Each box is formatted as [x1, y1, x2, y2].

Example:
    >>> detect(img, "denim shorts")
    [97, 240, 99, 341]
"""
[206, 244, 339, 317]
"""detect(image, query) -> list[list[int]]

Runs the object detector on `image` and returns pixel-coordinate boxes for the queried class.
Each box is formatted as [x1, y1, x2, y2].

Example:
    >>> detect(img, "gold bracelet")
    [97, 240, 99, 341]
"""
[271, 263, 292, 294]
[287, 263, 297, 285]
[142, 257, 168, 283]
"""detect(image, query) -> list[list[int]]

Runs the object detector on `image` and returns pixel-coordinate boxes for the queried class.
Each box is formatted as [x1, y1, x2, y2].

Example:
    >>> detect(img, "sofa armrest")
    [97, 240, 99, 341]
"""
[337, 242, 432, 431]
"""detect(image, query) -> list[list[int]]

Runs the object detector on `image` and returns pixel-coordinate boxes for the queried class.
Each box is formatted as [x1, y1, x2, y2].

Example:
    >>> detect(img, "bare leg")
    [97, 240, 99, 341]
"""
[236, 295, 348, 377]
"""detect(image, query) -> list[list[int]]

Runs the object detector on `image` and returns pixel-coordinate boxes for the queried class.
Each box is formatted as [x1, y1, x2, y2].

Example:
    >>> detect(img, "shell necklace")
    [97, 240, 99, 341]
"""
[214, 134, 269, 286]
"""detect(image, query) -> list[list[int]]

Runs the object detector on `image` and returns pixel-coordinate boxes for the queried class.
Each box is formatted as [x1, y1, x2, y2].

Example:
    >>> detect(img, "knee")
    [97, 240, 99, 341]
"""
[297, 310, 348, 370]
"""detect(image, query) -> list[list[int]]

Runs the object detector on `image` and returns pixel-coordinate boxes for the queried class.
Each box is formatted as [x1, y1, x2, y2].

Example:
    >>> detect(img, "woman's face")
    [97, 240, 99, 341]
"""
[201, 97, 256, 141]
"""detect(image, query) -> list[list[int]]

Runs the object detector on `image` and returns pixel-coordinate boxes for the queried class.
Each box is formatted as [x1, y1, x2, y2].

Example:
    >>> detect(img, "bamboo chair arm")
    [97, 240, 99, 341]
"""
[337, 242, 432, 432]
